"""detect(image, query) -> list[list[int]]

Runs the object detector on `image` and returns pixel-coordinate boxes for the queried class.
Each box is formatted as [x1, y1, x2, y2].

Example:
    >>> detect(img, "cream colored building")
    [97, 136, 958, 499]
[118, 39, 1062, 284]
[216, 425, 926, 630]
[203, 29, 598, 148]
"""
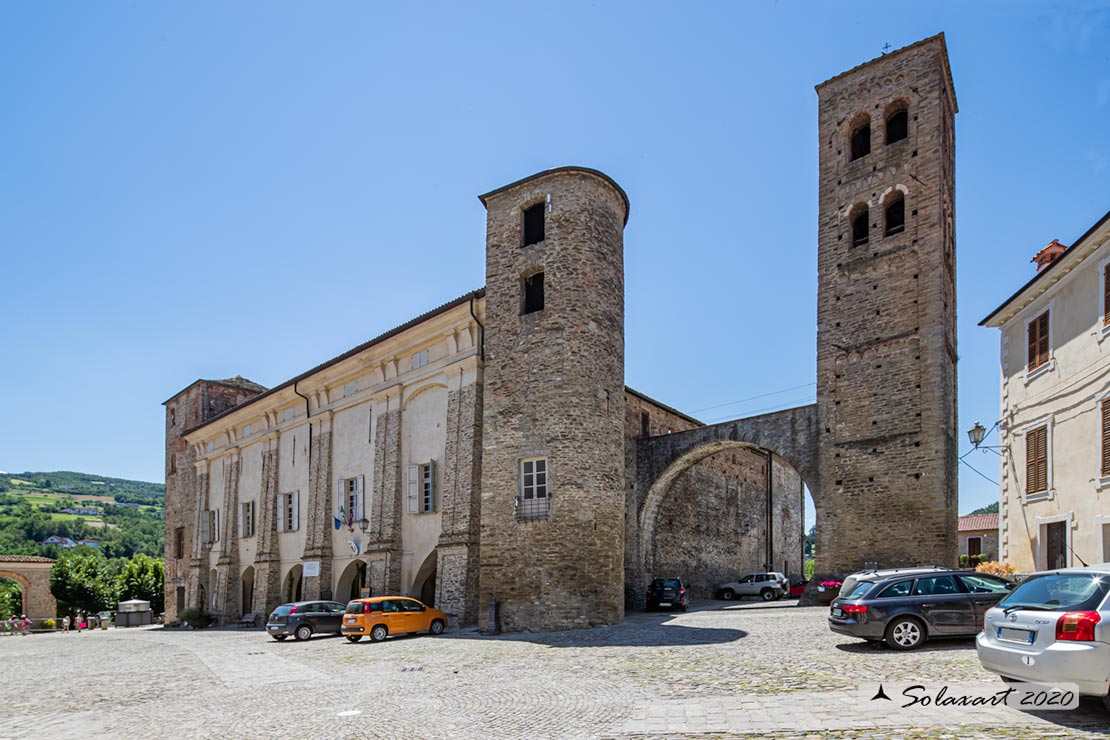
[981, 209, 1110, 572]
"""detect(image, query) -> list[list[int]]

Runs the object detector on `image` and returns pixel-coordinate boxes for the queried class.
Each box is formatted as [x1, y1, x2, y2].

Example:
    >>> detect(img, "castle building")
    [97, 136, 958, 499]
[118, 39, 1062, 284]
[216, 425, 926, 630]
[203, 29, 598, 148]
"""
[164, 34, 961, 629]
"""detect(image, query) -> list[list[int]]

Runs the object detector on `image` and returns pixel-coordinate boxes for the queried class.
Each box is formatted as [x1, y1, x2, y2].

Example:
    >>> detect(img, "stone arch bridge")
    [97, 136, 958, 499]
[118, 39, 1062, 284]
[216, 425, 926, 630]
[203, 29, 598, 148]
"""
[628, 405, 821, 603]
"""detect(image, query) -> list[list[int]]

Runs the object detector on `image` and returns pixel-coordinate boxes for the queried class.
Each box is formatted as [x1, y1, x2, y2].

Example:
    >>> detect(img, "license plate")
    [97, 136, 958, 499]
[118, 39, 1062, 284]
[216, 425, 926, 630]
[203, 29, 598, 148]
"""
[832, 607, 843, 617]
[658, 602, 670, 607]
[345, 618, 357, 624]
[998, 627, 1034, 644]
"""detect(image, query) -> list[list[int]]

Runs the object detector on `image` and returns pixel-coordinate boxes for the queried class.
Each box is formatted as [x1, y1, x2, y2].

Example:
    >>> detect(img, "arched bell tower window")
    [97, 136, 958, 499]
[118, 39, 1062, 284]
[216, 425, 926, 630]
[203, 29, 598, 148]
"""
[885, 194, 905, 236]
[886, 106, 908, 144]
[850, 117, 871, 161]
[851, 205, 869, 246]
[522, 202, 545, 247]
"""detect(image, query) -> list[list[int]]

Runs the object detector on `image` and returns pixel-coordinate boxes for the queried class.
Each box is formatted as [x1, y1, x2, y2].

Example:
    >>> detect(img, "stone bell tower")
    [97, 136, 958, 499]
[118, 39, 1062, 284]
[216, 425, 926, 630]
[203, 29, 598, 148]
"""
[477, 167, 629, 632]
[814, 35, 959, 578]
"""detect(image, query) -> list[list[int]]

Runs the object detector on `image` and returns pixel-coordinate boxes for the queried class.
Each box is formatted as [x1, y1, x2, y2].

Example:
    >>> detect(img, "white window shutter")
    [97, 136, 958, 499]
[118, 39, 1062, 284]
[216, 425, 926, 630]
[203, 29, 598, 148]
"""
[336, 478, 344, 519]
[200, 510, 210, 543]
[292, 490, 300, 531]
[277, 494, 286, 532]
[356, 475, 365, 518]
[407, 465, 419, 513]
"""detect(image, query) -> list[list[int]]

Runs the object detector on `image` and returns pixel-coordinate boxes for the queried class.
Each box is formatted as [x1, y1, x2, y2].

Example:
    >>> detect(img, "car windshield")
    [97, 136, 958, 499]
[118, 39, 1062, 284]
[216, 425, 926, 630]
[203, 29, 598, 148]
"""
[957, 574, 1011, 594]
[845, 581, 874, 600]
[345, 602, 364, 614]
[999, 573, 1110, 612]
[662, 580, 681, 590]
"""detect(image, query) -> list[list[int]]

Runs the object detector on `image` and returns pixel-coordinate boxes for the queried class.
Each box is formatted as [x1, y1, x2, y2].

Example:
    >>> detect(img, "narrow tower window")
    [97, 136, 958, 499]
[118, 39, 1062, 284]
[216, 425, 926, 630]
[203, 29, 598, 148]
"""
[523, 203, 545, 246]
[886, 109, 908, 144]
[885, 195, 905, 236]
[522, 271, 545, 314]
[850, 121, 871, 160]
[851, 207, 869, 246]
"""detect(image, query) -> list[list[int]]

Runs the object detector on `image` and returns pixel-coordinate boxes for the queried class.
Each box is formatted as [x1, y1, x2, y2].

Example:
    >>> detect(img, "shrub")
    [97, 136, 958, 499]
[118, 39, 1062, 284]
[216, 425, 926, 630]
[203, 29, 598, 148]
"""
[178, 608, 211, 624]
[959, 554, 970, 567]
[976, 561, 1016, 579]
[42, 619, 56, 629]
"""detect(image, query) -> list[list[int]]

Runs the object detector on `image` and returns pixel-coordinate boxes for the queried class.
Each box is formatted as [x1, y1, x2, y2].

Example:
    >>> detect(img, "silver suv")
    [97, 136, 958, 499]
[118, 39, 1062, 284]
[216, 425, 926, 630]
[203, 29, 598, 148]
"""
[977, 565, 1110, 711]
[717, 572, 788, 601]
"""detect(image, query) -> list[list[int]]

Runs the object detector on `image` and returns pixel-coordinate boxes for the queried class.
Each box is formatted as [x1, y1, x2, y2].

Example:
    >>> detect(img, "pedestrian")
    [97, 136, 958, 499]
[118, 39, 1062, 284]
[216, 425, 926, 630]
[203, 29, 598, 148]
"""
[76, 612, 83, 633]
[20, 614, 29, 636]
[62, 615, 70, 633]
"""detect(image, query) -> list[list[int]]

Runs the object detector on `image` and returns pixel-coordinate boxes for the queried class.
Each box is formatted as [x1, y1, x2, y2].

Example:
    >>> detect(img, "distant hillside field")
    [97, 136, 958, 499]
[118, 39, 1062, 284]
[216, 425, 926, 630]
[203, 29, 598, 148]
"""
[0, 471, 164, 559]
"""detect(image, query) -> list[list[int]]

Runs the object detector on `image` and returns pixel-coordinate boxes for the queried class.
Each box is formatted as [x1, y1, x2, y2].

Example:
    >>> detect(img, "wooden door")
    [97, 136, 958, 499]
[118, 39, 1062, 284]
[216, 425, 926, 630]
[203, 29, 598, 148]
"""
[1045, 521, 1066, 569]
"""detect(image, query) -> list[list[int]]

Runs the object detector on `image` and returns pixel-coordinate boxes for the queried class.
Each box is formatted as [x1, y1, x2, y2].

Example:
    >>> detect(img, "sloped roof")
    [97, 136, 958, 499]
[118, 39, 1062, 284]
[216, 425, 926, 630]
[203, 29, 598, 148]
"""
[959, 513, 999, 532]
[0, 555, 56, 563]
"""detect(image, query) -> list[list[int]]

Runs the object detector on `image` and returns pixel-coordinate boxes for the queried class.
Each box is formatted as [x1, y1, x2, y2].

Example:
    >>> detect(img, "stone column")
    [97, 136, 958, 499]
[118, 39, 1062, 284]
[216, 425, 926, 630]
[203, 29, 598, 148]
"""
[366, 391, 403, 595]
[252, 435, 283, 617]
[185, 461, 209, 610]
[436, 365, 483, 625]
[301, 412, 334, 600]
[216, 451, 241, 619]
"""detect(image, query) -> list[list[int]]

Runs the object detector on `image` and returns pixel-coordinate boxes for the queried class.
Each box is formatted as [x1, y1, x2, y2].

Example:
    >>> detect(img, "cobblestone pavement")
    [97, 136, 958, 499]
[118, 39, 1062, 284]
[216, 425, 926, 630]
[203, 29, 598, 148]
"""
[1, 601, 1107, 739]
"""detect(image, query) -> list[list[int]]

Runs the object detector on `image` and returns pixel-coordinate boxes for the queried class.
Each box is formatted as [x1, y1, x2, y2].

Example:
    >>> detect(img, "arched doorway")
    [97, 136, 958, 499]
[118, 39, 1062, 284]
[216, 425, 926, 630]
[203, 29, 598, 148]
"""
[412, 551, 437, 607]
[0, 575, 25, 617]
[335, 561, 367, 604]
[636, 440, 809, 602]
[282, 564, 303, 604]
[0, 556, 57, 618]
[240, 567, 255, 614]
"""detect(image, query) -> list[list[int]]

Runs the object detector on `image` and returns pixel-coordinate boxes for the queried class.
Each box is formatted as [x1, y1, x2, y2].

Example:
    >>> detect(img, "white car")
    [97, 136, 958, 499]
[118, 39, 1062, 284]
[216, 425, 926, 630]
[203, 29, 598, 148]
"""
[717, 572, 787, 602]
[976, 564, 1110, 711]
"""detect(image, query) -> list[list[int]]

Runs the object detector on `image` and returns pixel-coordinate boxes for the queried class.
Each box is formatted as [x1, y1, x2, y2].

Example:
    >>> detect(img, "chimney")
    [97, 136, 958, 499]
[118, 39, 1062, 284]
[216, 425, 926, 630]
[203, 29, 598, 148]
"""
[1031, 239, 1068, 273]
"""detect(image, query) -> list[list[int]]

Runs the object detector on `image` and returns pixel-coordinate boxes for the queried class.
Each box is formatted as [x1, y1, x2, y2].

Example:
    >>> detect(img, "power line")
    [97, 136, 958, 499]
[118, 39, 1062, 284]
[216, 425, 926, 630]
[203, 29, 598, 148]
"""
[703, 395, 817, 424]
[691, 382, 817, 414]
[959, 457, 998, 486]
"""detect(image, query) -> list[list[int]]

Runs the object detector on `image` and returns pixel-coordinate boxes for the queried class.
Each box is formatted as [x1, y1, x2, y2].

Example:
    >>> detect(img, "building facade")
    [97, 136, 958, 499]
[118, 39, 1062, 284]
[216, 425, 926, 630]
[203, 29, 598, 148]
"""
[957, 513, 999, 562]
[981, 210, 1110, 572]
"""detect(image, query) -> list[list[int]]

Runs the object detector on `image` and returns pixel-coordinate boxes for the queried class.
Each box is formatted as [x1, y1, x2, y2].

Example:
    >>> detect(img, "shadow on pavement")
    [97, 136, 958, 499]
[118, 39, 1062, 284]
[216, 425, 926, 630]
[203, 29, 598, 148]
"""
[834, 637, 977, 653]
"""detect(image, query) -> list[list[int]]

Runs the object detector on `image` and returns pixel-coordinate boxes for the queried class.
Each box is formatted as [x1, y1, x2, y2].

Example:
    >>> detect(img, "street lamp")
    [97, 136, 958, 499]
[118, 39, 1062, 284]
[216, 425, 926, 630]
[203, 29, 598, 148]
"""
[358, 517, 370, 533]
[967, 421, 986, 448]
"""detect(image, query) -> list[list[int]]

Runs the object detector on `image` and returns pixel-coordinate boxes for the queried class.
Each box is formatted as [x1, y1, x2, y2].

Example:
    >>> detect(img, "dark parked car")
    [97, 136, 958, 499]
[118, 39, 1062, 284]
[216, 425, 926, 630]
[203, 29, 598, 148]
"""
[828, 568, 1014, 650]
[646, 577, 689, 611]
[266, 600, 348, 641]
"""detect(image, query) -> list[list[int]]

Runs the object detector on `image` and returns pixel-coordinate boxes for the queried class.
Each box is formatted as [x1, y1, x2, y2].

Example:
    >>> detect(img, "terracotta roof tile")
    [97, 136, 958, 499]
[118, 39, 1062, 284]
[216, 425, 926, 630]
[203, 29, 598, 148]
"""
[0, 555, 56, 563]
[958, 513, 999, 532]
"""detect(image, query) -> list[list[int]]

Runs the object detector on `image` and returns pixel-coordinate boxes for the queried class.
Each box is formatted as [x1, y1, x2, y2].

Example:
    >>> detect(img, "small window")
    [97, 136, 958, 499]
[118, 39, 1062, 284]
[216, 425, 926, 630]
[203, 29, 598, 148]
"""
[174, 527, 185, 559]
[1026, 425, 1049, 494]
[886, 109, 908, 144]
[168, 455, 177, 475]
[850, 122, 871, 160]
[885, 196, 905, 236]
[852, 208, 869, 247]
[406, 463, 435, 513]
[1027, 311, 1050, 371]
[278, 491, 300, 532]
[411, 350, 428, 370]
[523, 271, 545, 314]
[523, 202, 545, 246]
[518, 457, 549, 520]
[240, 501, 255, 538]
[640, 411, 650, 438]
[169, 407, 176, 426]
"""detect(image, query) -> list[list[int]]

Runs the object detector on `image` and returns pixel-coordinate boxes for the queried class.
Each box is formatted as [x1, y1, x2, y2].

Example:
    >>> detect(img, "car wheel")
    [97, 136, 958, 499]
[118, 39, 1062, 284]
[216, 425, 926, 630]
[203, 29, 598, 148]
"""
[885, 617, 925, 650]
[721, 589, 735, 601]
[271, 635, 287, 642]
[345, 635, 362, 643]
[760, 588, 775, 602]
[370, 625, 388, 642]
[430, 619, 445, 635]
[679, 603, 688, 612]
[294, 624, 313, 642]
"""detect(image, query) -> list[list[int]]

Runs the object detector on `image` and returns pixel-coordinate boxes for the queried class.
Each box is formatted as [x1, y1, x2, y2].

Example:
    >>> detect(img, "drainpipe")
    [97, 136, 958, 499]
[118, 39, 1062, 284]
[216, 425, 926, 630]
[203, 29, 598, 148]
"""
[765, 449, 774, 570]
[293, 381, 312, 473]
[469, 295, 484, 360]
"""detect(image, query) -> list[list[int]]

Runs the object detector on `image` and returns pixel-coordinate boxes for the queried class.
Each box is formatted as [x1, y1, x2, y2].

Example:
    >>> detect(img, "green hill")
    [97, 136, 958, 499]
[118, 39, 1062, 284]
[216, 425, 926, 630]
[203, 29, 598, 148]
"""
[0, 471, 163, 559]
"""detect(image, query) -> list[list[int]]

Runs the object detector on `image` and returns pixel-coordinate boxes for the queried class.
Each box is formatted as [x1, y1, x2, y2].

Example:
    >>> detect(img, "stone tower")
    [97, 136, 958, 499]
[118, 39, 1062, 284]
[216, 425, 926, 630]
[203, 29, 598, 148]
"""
[477, 167, 629, 631]
[814, 35, 958, 578]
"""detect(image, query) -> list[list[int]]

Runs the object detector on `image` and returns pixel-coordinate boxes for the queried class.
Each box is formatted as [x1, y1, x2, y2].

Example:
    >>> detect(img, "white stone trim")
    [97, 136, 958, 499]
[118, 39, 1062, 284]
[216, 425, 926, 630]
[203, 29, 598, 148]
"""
[1034, 511, 1073, 570]
[1096, 515, 1110, 564]
[1017, 415, 1055, 503]
[1022, 299, 1055, 384]
[1097, 256, 1110, 343]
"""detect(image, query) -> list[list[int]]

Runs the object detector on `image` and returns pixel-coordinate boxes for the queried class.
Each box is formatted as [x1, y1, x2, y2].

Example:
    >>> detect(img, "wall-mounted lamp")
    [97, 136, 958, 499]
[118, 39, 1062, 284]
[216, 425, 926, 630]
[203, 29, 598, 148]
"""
[358, 518, 370, 533]
[967, 421, 986, 448]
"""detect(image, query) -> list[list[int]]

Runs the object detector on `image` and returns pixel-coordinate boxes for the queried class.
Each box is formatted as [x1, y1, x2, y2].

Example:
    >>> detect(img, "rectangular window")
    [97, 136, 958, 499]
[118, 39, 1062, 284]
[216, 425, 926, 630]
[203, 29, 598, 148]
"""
[337, 476, 364, 525]
[239, 501, 255, 538]
[200, 509, 219, 544]
[411, 350, 429, 370]
[523, 202, 545, 246]
[406, 463, 435, 513]
[640, 411, 650, 439]
[1027, 310, 1050, 371]
[277, 491, 300, 532]
[1102, 399, 1110, 478]
[174, 527, 185, 559]
[1026, 425, 1049, 494]
[523, 271, 544, 314]
[517, 458, 550, 520]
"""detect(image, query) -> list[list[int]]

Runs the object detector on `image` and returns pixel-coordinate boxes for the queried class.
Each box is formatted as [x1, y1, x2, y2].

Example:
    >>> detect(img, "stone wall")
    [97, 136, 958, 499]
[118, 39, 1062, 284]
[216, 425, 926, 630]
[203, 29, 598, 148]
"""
[814, 34, 958, 582]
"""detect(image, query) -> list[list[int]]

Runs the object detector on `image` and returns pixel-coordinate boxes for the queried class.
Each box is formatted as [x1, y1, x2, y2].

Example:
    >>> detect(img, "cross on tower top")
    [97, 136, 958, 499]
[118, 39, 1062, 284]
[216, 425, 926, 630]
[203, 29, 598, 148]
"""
[882, 42, 892, 54]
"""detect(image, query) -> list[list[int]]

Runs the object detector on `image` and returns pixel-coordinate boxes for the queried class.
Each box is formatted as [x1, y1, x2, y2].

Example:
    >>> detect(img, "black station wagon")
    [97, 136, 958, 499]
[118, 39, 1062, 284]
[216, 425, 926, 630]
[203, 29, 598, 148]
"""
[828, 568, 1014, 650]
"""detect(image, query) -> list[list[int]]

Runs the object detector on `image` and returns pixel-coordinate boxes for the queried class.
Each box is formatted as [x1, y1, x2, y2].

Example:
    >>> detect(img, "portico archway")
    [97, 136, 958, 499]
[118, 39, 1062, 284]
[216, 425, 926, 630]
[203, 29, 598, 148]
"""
[0, 556, 57, 619]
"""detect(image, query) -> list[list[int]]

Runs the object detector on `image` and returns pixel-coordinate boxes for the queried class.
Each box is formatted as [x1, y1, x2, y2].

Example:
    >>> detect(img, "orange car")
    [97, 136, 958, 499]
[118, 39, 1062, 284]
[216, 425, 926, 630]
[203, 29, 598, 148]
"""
[341, 596, 447, 643]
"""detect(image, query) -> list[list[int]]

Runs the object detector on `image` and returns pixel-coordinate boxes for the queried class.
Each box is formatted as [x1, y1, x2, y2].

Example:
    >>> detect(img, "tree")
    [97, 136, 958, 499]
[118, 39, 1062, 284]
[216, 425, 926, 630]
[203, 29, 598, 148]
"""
[50, 553, 117, 615]
[116, 554, 164, 614]
[968, 502, 999, 515]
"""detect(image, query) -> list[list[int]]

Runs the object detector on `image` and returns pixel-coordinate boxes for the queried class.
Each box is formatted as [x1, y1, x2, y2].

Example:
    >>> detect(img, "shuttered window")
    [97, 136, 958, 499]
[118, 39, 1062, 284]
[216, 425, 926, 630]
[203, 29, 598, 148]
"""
[1026, 425, 1048, 494]
[1102, 399, 1110, 477]
[1103, 264, 1110, 327]
[1027, 311, 1050, 371]
[406, 463, 435, 513]
[277, 491, 299, 532]
[238, 501, 254, 538]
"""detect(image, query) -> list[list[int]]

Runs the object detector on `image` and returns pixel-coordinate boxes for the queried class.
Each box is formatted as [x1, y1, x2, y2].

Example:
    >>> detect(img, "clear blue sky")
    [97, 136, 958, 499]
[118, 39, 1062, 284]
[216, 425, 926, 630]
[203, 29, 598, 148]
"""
[2, 2, 1108, 524]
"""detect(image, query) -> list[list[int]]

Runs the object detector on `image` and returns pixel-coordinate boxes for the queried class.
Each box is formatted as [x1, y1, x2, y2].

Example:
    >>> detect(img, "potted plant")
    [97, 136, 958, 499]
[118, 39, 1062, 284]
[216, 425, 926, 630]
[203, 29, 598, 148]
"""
[816, 580, 842, 603]
[179, 608, 213, 629]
